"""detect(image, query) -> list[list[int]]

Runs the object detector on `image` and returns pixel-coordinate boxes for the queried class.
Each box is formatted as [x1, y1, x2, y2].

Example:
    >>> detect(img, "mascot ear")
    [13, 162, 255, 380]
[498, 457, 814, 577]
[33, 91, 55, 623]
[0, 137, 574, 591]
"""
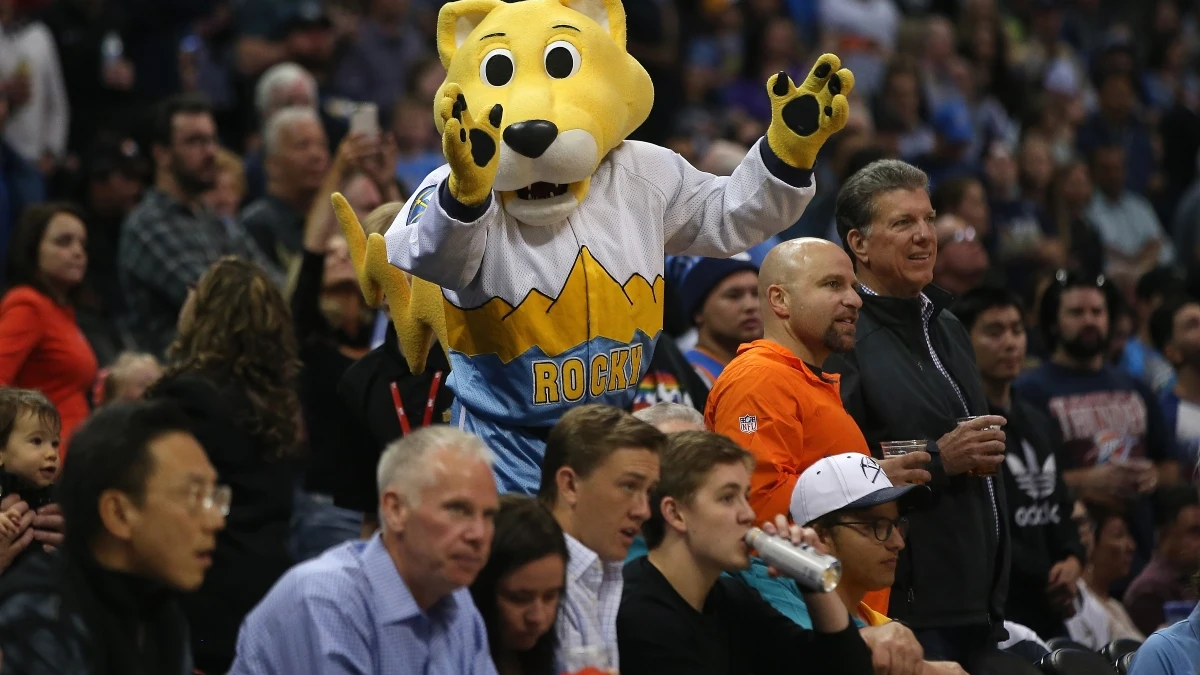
[436, 0, 502, 69]
[561, 0, 627, 49]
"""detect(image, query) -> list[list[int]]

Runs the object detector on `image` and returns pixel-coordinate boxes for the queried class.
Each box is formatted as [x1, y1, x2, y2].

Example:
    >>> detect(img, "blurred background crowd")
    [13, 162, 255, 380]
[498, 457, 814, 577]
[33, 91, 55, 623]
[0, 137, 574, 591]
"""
[1, 0, 1198, 364]
[0, 0, 1197, 672]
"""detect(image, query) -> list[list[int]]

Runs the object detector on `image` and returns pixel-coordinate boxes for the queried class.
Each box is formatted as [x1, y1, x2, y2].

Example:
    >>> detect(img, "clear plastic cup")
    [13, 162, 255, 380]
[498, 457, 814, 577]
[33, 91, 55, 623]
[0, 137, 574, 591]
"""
[560, 644, 614, 675]
[957, 416, 1003, 477]
[880, 440, 927, 459]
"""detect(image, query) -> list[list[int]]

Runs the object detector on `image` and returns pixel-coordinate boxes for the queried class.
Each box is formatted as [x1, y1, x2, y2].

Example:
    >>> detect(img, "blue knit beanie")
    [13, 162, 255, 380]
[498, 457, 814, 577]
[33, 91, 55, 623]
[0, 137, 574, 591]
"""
[678, 255, 759, 319]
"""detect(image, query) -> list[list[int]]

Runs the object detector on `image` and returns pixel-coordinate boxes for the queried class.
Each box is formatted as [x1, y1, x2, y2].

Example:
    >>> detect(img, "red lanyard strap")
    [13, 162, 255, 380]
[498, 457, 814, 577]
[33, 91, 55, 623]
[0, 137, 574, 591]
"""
[390, 371, 444, 436]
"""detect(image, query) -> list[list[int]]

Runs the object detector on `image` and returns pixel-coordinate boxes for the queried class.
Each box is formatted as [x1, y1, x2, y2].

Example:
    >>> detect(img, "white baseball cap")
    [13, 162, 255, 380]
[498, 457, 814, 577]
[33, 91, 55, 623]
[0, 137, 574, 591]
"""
[790, 453, 931, 526]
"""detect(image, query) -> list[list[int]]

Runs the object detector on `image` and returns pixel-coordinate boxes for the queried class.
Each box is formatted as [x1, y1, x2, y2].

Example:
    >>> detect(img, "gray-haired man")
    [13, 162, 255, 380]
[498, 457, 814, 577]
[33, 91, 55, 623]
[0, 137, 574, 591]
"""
[633, 402, 706, 433]
[825, 159, 1011, 668]
[230, 426, 500, 675]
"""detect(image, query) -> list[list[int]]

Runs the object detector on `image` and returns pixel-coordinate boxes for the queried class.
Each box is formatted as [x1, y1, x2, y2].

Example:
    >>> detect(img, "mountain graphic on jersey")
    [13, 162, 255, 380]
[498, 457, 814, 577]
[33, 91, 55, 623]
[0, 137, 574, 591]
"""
[442, 246, 665, 363]
[1006, 441, 1057, 500]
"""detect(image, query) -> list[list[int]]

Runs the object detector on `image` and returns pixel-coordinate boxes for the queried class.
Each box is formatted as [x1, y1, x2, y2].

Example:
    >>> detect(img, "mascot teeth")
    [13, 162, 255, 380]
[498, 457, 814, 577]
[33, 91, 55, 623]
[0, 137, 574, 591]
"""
[516, 183, 570, 200]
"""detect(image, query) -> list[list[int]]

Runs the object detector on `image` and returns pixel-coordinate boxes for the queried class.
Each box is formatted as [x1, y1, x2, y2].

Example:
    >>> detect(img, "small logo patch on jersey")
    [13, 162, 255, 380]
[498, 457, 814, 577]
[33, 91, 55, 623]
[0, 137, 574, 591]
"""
[739, 415, 757, 434]
[407, 185, 436, 226]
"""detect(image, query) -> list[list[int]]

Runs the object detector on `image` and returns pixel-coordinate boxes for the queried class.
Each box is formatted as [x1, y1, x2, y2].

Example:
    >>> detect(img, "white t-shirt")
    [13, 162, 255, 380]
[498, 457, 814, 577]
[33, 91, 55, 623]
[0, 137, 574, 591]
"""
[1066, 580, 1112, 649]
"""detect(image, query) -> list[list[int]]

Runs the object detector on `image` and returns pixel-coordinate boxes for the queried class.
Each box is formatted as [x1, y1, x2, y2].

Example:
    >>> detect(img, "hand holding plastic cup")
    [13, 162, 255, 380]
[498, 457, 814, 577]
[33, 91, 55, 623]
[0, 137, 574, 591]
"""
[880, 440, 926, 459]
[957, 416, 1003, 477]
[879, 441, 932, 485]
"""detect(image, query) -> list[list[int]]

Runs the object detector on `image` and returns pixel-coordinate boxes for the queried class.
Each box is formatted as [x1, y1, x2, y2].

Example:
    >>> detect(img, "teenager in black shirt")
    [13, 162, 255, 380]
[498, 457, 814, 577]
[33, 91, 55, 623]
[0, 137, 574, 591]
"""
[617, 430, 873, 675]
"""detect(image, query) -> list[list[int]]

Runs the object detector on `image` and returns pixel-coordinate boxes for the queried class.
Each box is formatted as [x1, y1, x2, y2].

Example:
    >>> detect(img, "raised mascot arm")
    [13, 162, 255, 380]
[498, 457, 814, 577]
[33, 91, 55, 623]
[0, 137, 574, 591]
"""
[765, 53, 855, 171]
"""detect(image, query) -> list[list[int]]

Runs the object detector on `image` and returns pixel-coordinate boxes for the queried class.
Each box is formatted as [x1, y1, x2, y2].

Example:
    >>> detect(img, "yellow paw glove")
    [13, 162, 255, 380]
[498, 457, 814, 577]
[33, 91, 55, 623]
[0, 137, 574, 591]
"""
[439, 83, 503, 207]
[331, 193, 449, 374]
[765, 54, 855, 171]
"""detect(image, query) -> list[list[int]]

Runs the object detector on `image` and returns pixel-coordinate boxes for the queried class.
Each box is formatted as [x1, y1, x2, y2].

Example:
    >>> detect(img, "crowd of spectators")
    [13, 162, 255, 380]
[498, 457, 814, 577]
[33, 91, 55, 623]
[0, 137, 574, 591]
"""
[0, 0, 1192, 673]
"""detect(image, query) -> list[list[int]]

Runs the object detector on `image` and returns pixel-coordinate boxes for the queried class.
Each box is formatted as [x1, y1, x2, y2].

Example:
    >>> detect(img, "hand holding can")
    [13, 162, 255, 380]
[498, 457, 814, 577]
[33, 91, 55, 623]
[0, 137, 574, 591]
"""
[747, 515, 842, 593]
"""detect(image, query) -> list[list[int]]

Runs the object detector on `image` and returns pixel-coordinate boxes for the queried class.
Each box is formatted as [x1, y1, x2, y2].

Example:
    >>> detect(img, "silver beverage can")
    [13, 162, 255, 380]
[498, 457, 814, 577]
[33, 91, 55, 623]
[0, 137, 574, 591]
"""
[745, 527, 842, 593]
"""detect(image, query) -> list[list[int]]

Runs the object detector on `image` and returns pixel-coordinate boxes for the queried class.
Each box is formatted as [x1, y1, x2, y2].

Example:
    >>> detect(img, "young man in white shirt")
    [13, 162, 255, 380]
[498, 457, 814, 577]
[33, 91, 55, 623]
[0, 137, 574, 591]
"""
[538, 404, 666, 670]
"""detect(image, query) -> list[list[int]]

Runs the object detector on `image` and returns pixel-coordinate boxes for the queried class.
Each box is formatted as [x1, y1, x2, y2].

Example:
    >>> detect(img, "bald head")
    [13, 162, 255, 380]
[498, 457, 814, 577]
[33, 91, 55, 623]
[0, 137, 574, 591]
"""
[759, 238, 849, 295]
[760, 238, 862, 364]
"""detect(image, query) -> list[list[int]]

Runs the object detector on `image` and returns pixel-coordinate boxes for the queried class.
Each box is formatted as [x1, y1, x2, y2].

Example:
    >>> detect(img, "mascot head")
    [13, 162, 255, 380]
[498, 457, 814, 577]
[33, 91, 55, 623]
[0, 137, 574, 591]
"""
[435, 0, 654, 226]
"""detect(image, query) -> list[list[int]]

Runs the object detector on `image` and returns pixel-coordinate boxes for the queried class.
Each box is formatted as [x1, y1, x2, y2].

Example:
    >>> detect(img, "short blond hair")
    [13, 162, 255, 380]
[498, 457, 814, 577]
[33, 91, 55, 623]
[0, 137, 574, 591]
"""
[376, 426, 495, 505]
[215, 148, 245, 195]
[363, 201, 405, 237]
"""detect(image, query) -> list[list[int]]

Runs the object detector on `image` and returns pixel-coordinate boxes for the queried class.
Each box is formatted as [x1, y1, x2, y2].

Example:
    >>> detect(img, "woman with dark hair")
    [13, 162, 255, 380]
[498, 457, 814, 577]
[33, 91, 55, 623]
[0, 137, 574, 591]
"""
[147, 256, 302, 675]
[470, 495, 568, 675]
[0, 202, 96, 449]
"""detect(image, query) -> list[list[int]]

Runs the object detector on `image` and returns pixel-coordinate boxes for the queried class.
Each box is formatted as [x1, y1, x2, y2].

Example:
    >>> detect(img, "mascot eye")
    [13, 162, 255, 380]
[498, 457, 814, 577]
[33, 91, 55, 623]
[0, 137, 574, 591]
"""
[543, 41, 580, 79]
[480, 48, 515, 87]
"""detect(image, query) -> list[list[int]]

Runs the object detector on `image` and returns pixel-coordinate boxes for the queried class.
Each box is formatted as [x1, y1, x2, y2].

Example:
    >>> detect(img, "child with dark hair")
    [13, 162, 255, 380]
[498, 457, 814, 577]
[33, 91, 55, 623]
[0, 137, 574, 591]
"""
[0, 387, 61, 567]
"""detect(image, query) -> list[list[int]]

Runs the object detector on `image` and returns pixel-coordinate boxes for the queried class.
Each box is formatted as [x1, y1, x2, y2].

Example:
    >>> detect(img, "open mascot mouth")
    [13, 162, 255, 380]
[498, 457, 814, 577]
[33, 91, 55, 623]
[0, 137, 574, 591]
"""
[515, 182, 571, 200]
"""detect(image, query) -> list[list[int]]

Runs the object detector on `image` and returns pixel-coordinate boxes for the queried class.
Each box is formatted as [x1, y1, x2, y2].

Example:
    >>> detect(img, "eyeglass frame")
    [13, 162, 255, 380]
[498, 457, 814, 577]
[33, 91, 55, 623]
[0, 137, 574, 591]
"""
[827, 516, 910, 543]
[937, 224, 978, 247]
[1053, 268, 1107, 290]
[175, 481, 232, 517]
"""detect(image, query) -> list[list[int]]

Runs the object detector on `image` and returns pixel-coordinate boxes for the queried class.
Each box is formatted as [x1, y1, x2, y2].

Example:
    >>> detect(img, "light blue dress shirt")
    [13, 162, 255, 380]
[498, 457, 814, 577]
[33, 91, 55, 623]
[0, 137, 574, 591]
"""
[1127, 602, 1200, 675]
[228, 535, 498, 675]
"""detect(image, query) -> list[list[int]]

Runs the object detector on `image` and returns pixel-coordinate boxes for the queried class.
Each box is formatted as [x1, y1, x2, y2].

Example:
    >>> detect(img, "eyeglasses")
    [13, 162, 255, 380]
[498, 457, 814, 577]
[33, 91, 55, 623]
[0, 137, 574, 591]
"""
[182, 482, 232, 517]
[831, 516, 909, 542]
[938, 225, 977, 246]
[1054, 268, 1107, 289]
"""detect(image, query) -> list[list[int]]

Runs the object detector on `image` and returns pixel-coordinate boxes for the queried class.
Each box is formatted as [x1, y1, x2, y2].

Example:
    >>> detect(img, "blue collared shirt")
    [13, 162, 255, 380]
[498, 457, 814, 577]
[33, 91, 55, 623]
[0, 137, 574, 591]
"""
[1128, 601, 1200, 675]
[229, 535, 498, 675]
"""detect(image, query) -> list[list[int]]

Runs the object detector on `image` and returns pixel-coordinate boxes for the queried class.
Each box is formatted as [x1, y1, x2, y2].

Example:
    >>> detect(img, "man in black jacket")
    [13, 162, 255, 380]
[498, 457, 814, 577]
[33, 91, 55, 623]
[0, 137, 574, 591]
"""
[0, 400, 227, 675]
[825, 159, 1010, 667]
[953, 287, 1086, 641]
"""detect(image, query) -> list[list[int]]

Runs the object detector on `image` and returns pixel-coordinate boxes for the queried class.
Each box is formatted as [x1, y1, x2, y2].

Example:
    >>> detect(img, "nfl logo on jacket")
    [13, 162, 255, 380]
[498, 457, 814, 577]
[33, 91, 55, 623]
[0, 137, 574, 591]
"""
[739, 415, 757, 434]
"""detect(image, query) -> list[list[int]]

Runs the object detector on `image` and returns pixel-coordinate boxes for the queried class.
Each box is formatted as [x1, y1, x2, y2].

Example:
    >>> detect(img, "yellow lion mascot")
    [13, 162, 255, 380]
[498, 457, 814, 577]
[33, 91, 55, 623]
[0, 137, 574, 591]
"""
[334, 0, 853, 494]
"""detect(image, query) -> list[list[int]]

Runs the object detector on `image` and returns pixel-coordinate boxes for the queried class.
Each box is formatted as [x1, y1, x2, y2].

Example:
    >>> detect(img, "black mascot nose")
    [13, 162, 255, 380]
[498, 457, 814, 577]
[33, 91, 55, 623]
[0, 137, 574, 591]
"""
[503, 120, 559, 159]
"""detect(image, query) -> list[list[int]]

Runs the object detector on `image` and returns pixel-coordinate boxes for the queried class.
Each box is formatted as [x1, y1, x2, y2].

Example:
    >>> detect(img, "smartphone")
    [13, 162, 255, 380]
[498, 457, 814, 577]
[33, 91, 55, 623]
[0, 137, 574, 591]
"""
[350, 103, 380, 139]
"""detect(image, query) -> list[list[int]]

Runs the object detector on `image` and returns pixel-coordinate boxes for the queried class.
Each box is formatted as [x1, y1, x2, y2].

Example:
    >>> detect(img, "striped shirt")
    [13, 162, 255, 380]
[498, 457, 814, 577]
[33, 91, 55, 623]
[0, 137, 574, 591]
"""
[117, 189, 280, 358]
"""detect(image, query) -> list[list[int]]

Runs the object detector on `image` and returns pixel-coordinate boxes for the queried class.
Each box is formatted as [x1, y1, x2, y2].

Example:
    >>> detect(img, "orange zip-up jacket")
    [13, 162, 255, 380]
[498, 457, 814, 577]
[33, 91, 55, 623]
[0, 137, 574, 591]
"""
[706, 339, 889, 614]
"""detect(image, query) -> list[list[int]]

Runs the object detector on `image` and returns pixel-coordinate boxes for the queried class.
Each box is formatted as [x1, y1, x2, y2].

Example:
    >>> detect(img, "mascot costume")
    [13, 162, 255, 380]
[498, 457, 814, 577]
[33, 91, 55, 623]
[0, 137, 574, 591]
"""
[333, 0, 853, 494]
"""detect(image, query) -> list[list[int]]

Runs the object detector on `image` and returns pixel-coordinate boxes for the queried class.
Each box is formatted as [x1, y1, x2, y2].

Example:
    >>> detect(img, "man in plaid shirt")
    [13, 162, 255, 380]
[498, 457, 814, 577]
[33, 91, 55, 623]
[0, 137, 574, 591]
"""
[118, 94, 279, 358]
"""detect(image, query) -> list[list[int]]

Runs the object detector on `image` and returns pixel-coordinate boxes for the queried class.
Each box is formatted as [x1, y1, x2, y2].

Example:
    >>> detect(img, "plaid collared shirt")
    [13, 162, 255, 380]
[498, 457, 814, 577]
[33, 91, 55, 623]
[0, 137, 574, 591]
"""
[557, 533, 624, 670]
[859, 285, 999, 540]
[117, 189, 280, 357]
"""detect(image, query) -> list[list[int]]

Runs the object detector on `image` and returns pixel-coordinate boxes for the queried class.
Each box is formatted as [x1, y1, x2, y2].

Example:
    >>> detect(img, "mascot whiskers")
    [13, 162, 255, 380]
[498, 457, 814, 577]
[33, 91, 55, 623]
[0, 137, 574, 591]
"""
[333, 0, 854, 493]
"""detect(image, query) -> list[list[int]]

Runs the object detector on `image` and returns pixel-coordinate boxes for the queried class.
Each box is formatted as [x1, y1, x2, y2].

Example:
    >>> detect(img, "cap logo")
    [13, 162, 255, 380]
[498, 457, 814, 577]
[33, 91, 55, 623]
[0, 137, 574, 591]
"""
[860, 456, 883, 484]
